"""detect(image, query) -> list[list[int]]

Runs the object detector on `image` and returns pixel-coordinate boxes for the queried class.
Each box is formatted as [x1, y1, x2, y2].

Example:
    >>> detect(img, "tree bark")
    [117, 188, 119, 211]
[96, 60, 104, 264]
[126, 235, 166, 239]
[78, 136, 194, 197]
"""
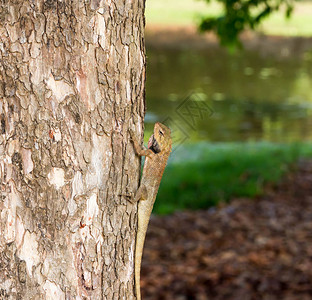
[0, 0, 145, 299]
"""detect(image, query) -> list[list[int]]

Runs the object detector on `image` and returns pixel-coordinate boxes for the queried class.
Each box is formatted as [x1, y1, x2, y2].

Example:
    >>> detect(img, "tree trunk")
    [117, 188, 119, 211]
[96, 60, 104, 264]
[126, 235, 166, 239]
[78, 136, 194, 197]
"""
[0, 0, 145, 299]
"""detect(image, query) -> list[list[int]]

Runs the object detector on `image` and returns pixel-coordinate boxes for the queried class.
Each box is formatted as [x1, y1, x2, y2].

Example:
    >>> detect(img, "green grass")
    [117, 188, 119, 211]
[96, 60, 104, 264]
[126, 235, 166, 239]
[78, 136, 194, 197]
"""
[259, 8, 312, 36]
[154, 142, 312, 215]
[145, 0, 312, 37]
[145, 0, 221, 26]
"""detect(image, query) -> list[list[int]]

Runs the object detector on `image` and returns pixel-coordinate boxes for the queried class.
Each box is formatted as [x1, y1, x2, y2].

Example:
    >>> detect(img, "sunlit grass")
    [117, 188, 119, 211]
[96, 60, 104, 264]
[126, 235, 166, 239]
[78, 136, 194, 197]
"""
[154, 142, 312, 215]
[145, 0, 312, 36]
[259, 9, 312, 36]
[145, 0, 222, 26]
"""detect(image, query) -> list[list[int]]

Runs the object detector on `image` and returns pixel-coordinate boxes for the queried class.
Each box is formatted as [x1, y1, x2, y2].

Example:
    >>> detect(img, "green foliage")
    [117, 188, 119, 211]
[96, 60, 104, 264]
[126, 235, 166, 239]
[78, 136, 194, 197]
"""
[199, 0, 294, 46]
[154, 142, 312, 215]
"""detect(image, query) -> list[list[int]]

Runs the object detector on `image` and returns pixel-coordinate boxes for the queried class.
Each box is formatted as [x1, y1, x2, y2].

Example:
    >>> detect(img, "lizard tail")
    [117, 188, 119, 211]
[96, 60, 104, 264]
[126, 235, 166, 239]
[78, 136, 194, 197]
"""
[134, 219, 149, 300]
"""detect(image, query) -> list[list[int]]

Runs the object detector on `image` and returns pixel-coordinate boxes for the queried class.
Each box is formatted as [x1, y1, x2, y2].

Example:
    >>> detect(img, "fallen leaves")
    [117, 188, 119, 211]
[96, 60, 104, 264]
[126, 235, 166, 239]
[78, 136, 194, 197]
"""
[141, 160, 312, 299]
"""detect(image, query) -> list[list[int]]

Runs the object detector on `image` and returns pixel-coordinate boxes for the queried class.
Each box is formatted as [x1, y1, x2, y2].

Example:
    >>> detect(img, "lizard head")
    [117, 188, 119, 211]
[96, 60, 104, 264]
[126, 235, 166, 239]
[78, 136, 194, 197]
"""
[152, 122, 172, 153]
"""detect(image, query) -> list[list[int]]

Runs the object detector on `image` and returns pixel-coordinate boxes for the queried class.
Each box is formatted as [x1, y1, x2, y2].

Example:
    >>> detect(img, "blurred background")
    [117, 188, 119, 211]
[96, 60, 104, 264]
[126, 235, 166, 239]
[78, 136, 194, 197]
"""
[141, 0, 312, 299]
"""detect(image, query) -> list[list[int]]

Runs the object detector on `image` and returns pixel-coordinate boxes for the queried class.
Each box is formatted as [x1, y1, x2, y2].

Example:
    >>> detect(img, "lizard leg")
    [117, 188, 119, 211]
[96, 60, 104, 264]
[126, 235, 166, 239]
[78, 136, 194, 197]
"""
[134, 185, 148, 202]
[129, 129, 154, 158]
[120, 186, 148, 203]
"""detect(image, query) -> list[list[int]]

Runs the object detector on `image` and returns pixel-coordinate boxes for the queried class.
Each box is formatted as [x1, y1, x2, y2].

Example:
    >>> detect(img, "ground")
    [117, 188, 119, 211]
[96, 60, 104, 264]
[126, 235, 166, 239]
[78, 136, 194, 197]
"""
[141, 161, 312, 299]
[145, 24, 312, 55]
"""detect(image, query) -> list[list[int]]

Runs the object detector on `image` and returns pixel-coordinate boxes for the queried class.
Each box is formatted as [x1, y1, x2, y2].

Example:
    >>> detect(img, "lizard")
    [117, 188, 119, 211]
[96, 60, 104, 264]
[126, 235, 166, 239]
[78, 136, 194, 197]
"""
[129, 122, 172, 300]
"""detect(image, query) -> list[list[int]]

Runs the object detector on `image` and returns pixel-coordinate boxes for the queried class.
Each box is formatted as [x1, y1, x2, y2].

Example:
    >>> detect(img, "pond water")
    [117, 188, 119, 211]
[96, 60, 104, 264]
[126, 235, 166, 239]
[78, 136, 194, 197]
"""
[145, 45, 312, 145]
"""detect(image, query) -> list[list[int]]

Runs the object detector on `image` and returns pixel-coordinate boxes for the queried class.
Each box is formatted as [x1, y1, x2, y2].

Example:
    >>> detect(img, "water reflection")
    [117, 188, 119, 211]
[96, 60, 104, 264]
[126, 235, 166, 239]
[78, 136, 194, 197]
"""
[145, 47, 312, 142]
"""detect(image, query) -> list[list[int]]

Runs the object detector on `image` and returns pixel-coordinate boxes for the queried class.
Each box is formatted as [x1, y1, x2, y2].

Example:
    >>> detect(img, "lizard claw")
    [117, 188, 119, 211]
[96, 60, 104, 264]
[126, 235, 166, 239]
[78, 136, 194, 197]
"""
[119, 191, 135, 203]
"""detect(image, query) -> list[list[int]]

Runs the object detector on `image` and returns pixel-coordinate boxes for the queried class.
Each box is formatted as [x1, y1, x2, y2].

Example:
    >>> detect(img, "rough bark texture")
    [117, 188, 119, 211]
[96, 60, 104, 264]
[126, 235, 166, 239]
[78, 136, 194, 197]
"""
[0, 0, 145, 299]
